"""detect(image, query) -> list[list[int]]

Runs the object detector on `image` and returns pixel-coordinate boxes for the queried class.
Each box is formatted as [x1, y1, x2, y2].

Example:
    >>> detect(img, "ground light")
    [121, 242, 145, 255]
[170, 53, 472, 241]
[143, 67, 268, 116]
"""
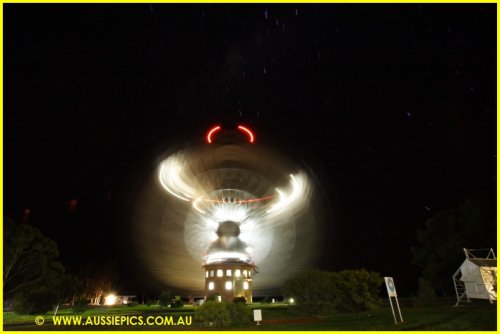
[104, 294, 117, 305]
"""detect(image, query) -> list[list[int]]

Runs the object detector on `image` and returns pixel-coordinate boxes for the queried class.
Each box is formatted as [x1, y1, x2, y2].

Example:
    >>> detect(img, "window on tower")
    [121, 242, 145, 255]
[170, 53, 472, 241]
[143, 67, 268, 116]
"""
[225, 281, 233, 290]
[206, 271, 208, 278]
[208, 282, 214, 290]
[243, 281, 249, 290]
[235, 269, 241, 277]
[226, 269, 232, 276]
[243, 270, 247, 277]
[210, 270, 214, 277]
[217, 269, 223, 277]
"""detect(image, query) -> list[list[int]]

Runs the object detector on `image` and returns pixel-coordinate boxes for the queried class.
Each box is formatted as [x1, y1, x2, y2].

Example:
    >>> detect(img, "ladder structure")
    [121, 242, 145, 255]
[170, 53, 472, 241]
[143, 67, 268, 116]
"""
[452, 267, 470, 305]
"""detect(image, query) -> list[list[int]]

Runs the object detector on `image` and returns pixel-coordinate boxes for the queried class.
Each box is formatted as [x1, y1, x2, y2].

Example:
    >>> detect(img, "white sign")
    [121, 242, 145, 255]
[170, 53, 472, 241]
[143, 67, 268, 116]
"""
[253, 309, 262, 325]
[384, 276, 403, 324]
[384, 277, 397, 297]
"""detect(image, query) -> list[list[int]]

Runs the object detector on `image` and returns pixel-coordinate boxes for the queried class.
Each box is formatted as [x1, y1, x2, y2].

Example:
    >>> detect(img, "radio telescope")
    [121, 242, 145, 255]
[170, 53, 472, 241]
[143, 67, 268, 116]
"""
[131, 125, 329, 295]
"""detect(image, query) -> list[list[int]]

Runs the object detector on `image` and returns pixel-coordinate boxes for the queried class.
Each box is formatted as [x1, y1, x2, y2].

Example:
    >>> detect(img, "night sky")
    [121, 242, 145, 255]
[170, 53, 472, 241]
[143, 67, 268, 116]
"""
[5, 4, 496, 295]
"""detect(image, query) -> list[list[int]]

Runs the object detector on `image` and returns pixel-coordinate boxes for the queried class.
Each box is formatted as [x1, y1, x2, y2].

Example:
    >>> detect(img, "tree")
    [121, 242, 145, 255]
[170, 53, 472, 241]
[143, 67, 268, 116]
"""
[4, 217, 67, 311]
[85, 274, 113, 306]
[411, 194, 496, 296]
[73, 262, 117, 305]
[414, 278, 438, 306]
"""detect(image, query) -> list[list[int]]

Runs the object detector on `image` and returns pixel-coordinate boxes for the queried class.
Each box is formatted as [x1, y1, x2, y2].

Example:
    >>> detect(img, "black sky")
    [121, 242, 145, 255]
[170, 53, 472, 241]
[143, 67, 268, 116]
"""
[5, 4, 496, 295]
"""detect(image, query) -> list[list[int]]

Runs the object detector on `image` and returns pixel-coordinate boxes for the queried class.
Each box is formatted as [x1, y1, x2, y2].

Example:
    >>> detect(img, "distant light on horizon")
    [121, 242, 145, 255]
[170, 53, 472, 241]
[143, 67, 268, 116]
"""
[104, 294, 117, 305]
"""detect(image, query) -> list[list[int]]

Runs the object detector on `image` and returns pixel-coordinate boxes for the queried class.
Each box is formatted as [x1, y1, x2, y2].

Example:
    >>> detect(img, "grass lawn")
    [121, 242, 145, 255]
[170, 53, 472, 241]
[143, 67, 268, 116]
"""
[3, 301, 496, 331]
[248, 303, 497, 331]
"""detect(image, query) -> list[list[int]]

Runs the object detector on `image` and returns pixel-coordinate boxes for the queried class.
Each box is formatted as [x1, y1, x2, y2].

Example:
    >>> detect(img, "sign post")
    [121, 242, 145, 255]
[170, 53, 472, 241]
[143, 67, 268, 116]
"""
[384, 277, 404, 324]
[253, 309, 262, 325]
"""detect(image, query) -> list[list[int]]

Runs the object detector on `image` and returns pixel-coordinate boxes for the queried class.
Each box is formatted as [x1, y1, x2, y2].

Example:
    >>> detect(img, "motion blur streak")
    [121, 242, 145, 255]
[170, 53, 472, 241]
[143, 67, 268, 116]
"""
[206, 125, 222, 143]
[237, 125, 255, 143]
[267, 174, 304, 214]
[158, 155, 199, 201]
[131, 142, 329, 293]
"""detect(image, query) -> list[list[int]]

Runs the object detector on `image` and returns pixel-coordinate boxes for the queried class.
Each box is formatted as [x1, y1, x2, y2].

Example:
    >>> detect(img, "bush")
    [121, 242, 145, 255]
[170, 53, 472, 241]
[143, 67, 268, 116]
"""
[332, 269, 383, 312]
[233, 296, 246, 304]
[261, 296, 272, 304]
[72, 298, 90, 313]
[158, 291, 172, 308]
[413, 278, 438, 306]
[283, 268, 383, 316]
[171, 297, 184, 308]
[13, 287, 60, 314]
[206, 293, 220, 302]
[127, 301, 139, 307]
[228, 301, 251, 323]
[195, 300, 229, 327]
[282, 269, 337, 316]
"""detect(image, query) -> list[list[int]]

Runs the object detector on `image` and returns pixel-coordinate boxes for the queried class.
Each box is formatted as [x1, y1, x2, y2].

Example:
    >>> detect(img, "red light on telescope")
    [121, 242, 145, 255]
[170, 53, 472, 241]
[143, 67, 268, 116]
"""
[237, 125, 255, 143]
[206, 126, 222, 143]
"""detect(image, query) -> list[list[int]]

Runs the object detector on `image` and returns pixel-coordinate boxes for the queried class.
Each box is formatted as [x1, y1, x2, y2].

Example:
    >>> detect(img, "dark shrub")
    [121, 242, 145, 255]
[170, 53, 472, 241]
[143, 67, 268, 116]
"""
[171, 297, 185, 308]
[13, 287, 60, 314]
[331, 269, 383, 312]
[233, 296, 246, 304]
[195, 300, 229, 327]
[158, 291, 172, 308]
[283, 268, 383, 315]
[72, 298, 90, 313]
[282, 269, 337, 316]
[206, 293, 220, 302]
[413, 278, 438, 306]
[228, 301, 251, 323]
